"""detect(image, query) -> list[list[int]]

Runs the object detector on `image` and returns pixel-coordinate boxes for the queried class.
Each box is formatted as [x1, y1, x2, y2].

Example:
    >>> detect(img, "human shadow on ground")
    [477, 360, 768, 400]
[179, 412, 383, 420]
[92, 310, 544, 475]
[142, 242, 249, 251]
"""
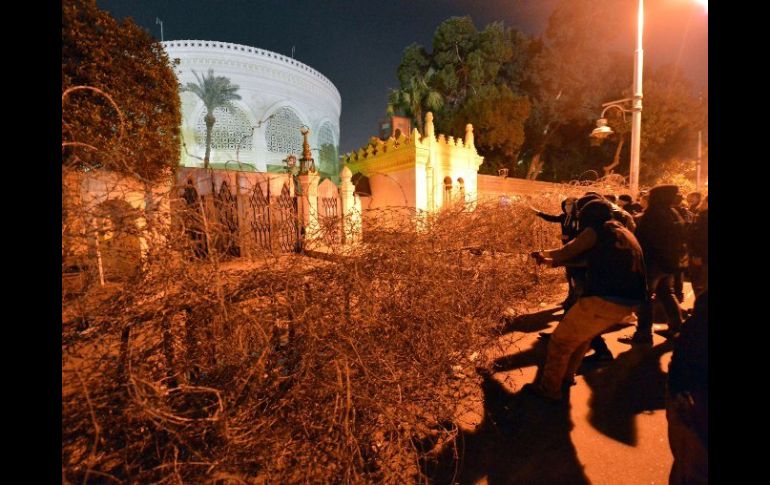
[491, 334, 549, 374]
[581, 340, 674, 446]
[491, 305, 672, 447]
[501, 306, 563, 335]
[422, 372, 589, 485]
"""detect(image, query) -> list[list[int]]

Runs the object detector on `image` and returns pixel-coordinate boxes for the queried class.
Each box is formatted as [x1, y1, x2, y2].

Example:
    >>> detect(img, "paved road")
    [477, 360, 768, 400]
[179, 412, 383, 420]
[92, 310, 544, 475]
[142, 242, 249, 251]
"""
[435, 284, 696, 485]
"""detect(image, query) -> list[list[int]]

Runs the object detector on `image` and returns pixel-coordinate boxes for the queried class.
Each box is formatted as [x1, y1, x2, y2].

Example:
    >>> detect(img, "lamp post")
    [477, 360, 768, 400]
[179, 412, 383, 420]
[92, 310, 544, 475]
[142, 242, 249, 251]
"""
[590, 0, 644, 199]
[629, 0, 644, 199]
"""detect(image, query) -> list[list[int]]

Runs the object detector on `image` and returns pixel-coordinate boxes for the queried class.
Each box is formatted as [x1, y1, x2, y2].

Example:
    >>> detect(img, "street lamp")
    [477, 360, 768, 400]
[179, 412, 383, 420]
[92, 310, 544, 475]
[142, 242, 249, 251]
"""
[591, 0, 706, 198]
[590, 0, 644, 198]
[590, 100, 632, 139]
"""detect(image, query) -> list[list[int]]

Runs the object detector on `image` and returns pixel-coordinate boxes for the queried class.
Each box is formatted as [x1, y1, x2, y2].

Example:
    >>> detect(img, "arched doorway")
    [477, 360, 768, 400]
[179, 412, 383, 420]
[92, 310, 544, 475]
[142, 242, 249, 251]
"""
[443, 176, 453, 208]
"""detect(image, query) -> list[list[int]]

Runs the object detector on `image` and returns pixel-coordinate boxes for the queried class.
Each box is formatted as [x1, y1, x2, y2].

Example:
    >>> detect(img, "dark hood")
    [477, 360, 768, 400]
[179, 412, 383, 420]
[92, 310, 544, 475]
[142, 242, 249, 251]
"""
[579, 199, 613, 231]
[576, 193, 603, 211]
[648, 185, 679, 209]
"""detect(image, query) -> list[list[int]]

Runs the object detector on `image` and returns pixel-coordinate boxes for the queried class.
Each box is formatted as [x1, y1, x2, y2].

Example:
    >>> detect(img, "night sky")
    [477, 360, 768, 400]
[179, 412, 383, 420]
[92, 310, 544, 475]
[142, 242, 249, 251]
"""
[97, 0, 707, 154]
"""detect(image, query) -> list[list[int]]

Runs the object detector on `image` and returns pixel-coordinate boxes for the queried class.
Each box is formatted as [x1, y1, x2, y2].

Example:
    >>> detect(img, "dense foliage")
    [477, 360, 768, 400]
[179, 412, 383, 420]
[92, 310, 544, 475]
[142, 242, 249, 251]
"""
[387, 0, 707, 184]
[62, 0, 181, 181]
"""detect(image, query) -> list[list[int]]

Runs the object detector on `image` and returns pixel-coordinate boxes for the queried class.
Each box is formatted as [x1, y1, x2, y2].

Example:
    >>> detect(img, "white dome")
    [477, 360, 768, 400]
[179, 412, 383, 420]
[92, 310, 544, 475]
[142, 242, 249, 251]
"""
[163, 40, 341, 175]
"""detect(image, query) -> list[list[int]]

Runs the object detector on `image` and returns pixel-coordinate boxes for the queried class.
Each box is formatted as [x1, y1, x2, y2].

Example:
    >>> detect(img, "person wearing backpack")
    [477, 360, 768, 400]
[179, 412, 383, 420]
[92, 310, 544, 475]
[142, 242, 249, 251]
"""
[620, 185, 686, 345]
[527, 199, 647, 401]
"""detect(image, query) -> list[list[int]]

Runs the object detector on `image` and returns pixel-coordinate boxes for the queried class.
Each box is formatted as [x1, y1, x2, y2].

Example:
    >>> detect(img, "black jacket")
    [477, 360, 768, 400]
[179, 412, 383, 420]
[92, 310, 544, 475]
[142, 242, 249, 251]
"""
[689, 209, 708, 263]
[635, 189, 687, 273]
[537, 211, 578, 244]
[668, 291, 708, 444]
[584, 220, 647, 303]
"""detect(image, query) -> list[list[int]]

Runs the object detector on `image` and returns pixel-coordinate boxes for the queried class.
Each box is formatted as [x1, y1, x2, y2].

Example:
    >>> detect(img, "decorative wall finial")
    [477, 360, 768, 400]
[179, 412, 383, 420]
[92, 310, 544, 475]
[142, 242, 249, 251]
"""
[301, 126, 312, 160]
[425, 112, 435, 138]
[464, 123, 474, 148]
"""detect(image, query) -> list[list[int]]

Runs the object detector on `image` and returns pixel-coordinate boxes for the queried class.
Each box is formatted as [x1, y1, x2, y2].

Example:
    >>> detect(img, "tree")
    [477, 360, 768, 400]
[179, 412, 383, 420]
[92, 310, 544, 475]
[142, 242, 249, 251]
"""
[387, 44, 443, 133]
[388, 17, 532, 173]
[62, 0, 181, 181]
[183, 69, 242, 169]
[519, 0, 626, 180]
[446, 85, 531, 175]
[637, 65, 704, 184]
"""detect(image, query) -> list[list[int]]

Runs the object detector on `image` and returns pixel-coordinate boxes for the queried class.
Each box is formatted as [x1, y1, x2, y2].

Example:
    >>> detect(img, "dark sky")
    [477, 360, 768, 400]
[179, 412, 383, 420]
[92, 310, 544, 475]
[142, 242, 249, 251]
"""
[97, 0, 707, 154]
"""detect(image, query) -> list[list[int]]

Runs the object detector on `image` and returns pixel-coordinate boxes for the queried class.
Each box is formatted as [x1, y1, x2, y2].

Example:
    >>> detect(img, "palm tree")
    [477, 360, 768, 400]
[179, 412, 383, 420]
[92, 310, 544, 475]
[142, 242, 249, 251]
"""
[183, 69, 241, 169]
[387, 68, 443, 134]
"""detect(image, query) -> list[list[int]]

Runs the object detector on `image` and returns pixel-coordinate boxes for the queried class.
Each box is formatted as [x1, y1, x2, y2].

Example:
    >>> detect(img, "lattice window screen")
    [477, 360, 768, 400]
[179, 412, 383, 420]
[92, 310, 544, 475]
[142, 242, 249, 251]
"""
[195, 106, 253, 151]
[318, 123, 338, 173]
[265, 107, 303, 155]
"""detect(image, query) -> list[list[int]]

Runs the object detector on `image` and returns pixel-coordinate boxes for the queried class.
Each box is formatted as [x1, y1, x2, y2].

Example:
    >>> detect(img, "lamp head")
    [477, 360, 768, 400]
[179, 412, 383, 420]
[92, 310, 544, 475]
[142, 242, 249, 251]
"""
[590, 118, 614, 139]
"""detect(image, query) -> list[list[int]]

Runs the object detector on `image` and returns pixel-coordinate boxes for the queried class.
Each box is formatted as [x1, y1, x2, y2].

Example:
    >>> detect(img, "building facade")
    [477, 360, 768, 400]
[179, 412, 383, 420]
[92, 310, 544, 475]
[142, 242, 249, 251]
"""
[162, 40, 342, 181]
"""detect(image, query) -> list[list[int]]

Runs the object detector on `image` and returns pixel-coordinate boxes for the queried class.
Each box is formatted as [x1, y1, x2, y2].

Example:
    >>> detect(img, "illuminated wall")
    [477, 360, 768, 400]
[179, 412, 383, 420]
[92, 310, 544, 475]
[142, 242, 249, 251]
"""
[344, 112, 484, 225]
[163, 40, 341, 179]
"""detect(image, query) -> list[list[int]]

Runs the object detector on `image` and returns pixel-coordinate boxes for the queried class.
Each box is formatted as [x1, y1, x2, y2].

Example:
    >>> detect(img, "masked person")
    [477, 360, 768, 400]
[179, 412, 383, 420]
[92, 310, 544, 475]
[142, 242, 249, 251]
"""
[688, 196, 708, 297]
[533, 198, 579, 307]
[621, 185, 686, 345]
[527, 200, 647, 401]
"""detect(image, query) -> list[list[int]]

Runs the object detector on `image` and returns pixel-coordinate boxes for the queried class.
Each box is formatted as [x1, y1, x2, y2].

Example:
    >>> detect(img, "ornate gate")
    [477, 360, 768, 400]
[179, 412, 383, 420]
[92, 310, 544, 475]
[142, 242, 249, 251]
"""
[318, 179, 342, 246]
[275, 183, 300, 253]
[247, 181, 272, 251]
[214, 181, 240, 257]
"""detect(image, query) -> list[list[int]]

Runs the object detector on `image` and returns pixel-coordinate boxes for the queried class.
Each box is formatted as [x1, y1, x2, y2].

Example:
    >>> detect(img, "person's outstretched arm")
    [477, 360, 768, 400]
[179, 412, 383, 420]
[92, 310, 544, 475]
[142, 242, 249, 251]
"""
[532, 227, 596, 267]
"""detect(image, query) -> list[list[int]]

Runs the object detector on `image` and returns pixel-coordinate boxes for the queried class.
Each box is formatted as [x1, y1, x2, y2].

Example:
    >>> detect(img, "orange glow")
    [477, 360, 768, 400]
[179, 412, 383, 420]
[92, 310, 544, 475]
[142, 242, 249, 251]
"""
[694, 0, 708, 13]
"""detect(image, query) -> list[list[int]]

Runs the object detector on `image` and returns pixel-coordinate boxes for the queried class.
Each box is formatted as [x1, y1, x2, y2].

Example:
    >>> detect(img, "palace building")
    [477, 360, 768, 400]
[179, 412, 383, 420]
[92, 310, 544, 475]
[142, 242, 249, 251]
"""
[162, 40, 342, 182]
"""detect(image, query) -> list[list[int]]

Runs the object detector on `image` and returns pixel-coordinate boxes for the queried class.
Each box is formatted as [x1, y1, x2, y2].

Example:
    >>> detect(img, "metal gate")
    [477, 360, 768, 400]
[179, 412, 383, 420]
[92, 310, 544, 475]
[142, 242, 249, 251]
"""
[247, 181, 272, 251]
[275, 183, 300, 253]
[320, 192, 342, 245]
[214, 181, 240, 257]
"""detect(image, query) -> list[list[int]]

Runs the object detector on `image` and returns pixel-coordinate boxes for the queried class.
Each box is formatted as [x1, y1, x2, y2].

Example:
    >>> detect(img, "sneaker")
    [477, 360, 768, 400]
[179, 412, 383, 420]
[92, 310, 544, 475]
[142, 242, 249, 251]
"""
[582, 352, 614, 364]
[618, 334, 653, 346]
[521, 383, 562, 402]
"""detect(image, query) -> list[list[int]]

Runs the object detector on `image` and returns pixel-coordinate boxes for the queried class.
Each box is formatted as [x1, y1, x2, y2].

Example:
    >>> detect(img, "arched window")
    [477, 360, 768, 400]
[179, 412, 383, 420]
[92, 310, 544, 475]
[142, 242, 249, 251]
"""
[443, 176, 453, 208]
[318, 122, 338, 176]
[457, 177, 465, 205]
[265, 107, 303, 155]
[195, 105, 253, 152]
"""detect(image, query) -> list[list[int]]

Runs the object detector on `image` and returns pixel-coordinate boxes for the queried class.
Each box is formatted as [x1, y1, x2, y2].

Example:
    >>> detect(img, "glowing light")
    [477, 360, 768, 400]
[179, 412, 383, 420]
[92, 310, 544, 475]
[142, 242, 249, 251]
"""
[694, 0, 708, 13]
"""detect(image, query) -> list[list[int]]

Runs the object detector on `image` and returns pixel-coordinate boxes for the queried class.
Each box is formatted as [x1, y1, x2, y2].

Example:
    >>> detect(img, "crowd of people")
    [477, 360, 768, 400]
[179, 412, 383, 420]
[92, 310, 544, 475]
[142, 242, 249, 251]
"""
[527, 185, 708, 484]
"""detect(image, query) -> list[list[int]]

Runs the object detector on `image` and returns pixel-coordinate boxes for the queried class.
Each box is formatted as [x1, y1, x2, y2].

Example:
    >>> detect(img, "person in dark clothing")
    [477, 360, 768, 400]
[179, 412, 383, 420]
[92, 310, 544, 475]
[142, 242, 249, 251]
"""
[639, 191, 650, 210]
[527, 200, 647, 401]
[610, 200, 637, 232]
[667, 291, 708, 484]
[533, 198, 579, 307]
[568, 193, 635, 362]
[618, 194, 633, 211]
[688, 196, 708, 297]
[533, 197, 579, 245]
[674, 193, 694, 224]
[686, 192, 703, 213]
[604, 194, 617, 204]
[567, 193, 625, 363]
[625, 202, 643, 216]
[621, 185, 686, 345]
[672, 193, 692, 303]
